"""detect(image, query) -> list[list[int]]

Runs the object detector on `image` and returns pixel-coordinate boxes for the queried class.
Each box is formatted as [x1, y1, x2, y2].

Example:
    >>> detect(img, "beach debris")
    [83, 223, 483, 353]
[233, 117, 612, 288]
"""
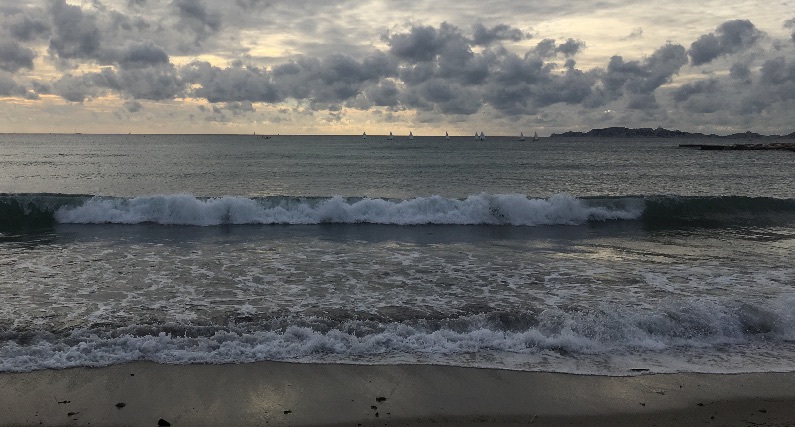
[759, 409, 767, 413]
[157, 419, 171, 426]
[639, 402, 646, 406]
[115, 402, 126, 409]
[283, 410, 292, 414]
[67, 412, 78, 416]
[376, 396, 387, 402]
[57, 400, 70, 404]
[371, 405, 377, 410]
[629, 368, 649, 372]
[375, 412, 379, 417]
[697, 403, 704, 406]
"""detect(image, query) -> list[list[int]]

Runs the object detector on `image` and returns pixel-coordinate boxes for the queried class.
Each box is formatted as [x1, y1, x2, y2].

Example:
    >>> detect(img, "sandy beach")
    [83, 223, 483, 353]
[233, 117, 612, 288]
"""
[1, 362, 794, 426]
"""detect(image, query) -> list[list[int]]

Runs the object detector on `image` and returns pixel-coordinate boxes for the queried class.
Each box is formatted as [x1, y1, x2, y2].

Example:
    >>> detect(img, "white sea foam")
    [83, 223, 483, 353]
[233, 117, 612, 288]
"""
[53, 193, 643, 226]
[3, 301, 795, 374]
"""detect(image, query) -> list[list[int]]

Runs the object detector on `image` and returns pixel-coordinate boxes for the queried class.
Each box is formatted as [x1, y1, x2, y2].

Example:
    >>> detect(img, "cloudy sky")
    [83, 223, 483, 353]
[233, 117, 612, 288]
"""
[1, 0, 794, 135]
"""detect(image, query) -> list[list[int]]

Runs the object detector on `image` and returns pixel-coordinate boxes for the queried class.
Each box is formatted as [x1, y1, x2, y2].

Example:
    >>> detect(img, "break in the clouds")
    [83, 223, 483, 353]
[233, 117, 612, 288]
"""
[1, 0, 794, 134]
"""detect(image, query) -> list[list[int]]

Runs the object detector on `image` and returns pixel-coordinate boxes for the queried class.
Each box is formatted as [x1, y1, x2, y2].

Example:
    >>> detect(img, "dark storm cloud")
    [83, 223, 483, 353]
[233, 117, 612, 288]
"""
[470, 23, 526, 46]
[688, 19, 762, 66]
[0, 41, 36, 72]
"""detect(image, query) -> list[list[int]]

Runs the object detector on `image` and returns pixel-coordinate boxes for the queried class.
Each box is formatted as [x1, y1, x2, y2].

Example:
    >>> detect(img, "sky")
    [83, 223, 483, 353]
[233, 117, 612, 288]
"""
[0, 0, 794, 135]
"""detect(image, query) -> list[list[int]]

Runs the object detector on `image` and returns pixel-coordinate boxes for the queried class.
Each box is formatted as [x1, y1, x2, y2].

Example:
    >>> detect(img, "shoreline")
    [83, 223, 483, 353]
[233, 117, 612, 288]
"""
[1, 362, 794, 426]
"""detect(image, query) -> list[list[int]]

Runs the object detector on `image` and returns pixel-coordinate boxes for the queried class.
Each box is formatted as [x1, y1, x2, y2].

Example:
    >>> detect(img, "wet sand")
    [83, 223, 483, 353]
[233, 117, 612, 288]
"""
[1, 361, 794, 426]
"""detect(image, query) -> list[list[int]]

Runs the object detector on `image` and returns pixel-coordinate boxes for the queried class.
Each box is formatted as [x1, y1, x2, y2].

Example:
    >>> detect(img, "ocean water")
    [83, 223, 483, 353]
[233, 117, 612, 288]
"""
[1, 133, 794, 375]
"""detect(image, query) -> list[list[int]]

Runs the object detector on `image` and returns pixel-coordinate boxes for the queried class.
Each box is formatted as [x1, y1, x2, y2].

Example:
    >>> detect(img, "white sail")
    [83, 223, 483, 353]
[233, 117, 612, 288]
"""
[362, 132, 367, 139]
[532, 131, 539, 141]
[445, 131, 449, 140]
[479, 131, 485, 141]
[388, 131, 393, 140]
[409, 131, 414, 140]
[519, 132, 526, 141]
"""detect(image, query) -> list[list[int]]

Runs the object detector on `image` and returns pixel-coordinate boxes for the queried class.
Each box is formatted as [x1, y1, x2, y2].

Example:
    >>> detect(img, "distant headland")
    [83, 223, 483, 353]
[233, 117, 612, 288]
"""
[551, 126, 795, 139]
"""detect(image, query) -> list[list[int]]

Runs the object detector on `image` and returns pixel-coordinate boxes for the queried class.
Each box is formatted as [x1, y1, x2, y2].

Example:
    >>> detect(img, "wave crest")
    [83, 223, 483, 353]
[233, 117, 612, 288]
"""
[52, 193, 642, 226]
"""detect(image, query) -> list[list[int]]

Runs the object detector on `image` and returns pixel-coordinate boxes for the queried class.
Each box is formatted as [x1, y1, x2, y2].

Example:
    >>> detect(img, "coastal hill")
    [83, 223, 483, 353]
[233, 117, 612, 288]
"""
[551, 126, 795, 139]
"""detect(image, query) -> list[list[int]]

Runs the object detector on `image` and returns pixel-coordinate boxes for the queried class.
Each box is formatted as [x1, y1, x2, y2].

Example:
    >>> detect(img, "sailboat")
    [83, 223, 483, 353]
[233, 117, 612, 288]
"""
[519, 132, 526, 141]
[362, 132, 367, 139]
[388, 131, 393, 140]
[474, 132, 479, 140]
[479, 131, 485, 141]
[409, 131, 414, 140]
[532, 131, 539, 141]
[445, 131, 450, 140]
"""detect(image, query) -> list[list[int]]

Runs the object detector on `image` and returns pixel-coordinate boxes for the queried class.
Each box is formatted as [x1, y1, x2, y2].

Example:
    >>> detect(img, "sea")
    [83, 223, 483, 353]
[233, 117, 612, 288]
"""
[1, 133, 794, 375]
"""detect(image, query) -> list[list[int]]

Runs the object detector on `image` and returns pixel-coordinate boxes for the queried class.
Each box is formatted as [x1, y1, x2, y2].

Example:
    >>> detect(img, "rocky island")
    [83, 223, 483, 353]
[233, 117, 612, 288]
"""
[550, 126, 795, 151]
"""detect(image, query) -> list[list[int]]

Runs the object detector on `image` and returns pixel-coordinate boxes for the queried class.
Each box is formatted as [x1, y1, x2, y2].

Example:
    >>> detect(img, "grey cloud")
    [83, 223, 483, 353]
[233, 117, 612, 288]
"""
[531, 38, 585, 58]
[0, 41, 36, 72]
[116, 42, 170, 70]
[759, 56, 795, 88]
[730, 62, 752, 82]
[603, 43, 687, 102]
[0, 71, 27, 97]
[622, 28, 643, 41]
[183, 61, 281, 103]
[53, 64, 182, 102]
[124, 99, 142, 112]
[671, 78, 719, 102]
[31, 80, 52, 95]
[387, 23, 459, 63]
[114, 65, 182, 100]
[470, 23, 526, 46]
[172, 0, 221, 44]
[48, 0, 102, 61]
[223, 101, 255, 115]
[53, 73, 104, 102]
[786, 18, 795, 42]
[363, 79, 400, 107]
[411, 78, 481, 115]
[688, 19, 762, 66]
[626, 93, 658, 110]
[2, 8, 50, 42]
[556, 39, 585, 57]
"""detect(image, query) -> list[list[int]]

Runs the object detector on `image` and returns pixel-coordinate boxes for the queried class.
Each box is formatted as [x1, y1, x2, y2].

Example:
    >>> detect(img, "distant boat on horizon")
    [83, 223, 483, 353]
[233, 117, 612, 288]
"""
[388, 131, 393, 140]
[479, 131, 485, 141]
[362, 132, 367, 139]
[533, 131, 539, 141]
[409, 131, 414, 140]
[519, 132, 526, 141]
[445, 131, 449, 140]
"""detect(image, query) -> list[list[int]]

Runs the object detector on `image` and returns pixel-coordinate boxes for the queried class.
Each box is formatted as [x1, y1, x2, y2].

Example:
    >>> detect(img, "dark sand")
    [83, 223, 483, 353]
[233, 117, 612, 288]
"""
[1, 361, 794, 426]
